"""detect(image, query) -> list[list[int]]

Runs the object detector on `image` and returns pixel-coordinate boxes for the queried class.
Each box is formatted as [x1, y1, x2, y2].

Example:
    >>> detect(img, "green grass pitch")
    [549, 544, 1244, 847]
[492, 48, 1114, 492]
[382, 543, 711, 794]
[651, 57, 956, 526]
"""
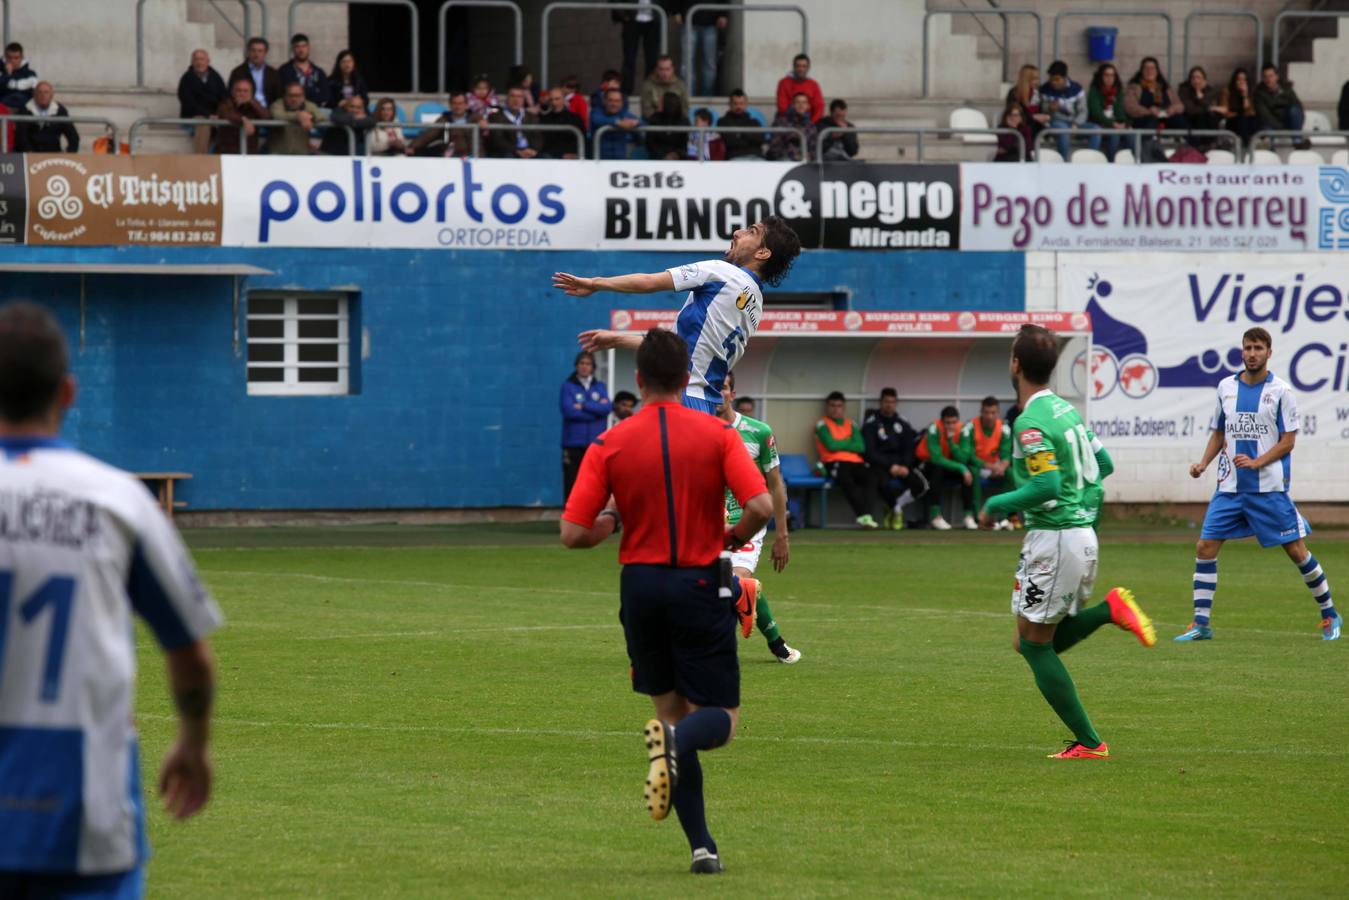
[133, 524, 1349, 897]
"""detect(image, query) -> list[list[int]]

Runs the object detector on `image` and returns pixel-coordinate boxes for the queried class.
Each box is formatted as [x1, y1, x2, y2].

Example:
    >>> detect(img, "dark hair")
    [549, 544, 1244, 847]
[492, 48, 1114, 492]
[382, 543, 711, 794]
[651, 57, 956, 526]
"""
[880, 387, 898, 400]
[0, 302, 68, 422]
[791, 91, 809, 103]
[507, 64, 532, 88]
[793, 53, 810, 66]
[1243, 327, 1272, 349]
[449, 91, 467, 102]
[826, 391, 846, 403]
[997, 100, 1025, 128]
[246, 36, 268, 51]
[604, 87, 624, 101]
[1228, 67, 1251, 99]
[562, 75, 581, 90]
[1262, 63, 1278, 74]
[602, 69, 621, 82]
[694, 106, 714, 123]
[940, 405, 960, 420]
[1131, 56, 1169, 89]
[729, 88, 748, 100]
[655, 54, 674, 66]
[291, 33, 309, 45]
[4, 42, 22, 55]
[758, 215, 802, 288]
[1047, 60, 1068, 78]
[981, 395, 1000, 408]
[333, 50, 358, 81]
[614, 390, 638, 405]
[573, 350, 595, 369]
[232, 76, 256, 91]
[1012, 324, 1059, 384]
[1090, 63, 1118, 92]
[1188, 65, 1207, 83]
[661, 91, 684, 118]
[635, 329, 689, 394]
[829, 98, 848, 112]
[734, 397, 754, 409]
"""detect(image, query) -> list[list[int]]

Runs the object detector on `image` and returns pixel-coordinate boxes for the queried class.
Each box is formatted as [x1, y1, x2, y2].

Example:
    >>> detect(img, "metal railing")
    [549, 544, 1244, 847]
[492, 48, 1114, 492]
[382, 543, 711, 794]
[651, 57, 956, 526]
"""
[289, 0, 419, 91]
[438, 1, 523, 95]
[1252, 130, 1349, 152]
[1035, 126, 1242, 160]
[0, 115, 118, 153]
[593, 124, 805, 160]
[813, 125, 1026, 162]
[1273, 10, 1349, 70]
[2, 1, 7, 49]
[681, 4, 807, 88]
[1054, 9, 1174, 85]
[541, 2, 667, 90]
[128, 116, 357, 156]
[137, 0, 267, 87]
[1183, 11, 1263, 80]
[922, 7, 1042, 99]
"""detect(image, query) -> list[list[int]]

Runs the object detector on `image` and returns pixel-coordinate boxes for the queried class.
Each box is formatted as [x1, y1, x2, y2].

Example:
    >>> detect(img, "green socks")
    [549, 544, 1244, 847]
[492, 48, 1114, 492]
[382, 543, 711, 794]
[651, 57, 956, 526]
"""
[756, 592, 781, 644]
[1019, 637, 1102, 747]
[1052, 603, 1112, 654]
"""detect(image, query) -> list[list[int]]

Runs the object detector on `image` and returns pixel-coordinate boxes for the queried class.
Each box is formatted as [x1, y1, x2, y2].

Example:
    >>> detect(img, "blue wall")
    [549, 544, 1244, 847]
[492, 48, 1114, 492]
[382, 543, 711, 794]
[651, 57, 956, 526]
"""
[0, 246, 1024, 509]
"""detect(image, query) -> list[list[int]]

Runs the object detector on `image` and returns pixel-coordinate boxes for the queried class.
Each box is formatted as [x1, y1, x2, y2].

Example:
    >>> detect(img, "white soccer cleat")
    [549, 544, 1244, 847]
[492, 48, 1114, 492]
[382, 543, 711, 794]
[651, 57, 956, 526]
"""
[961, 515, 978, 530]
[930, 515, 953, 531]
[995, 519, 1011, 531]
[777, 645, 802, 664]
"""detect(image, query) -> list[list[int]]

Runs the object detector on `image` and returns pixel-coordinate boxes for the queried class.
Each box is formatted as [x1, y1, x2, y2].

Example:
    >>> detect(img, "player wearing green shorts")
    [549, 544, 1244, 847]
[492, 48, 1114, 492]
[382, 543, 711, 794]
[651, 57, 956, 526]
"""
[719, 373, 801, 664]
[979, 325, 1155, 759]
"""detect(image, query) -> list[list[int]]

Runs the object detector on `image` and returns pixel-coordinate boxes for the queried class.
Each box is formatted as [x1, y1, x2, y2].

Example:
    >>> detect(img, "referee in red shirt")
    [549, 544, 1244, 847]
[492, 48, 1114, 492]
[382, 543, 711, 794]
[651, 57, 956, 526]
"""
[561, 328, 771, 875]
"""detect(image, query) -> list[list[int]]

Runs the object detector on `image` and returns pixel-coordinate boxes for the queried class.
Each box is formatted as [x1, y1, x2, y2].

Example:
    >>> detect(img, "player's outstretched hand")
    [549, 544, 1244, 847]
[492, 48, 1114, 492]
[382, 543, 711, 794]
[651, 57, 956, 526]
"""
[578, 329, 621, 352]
[771, 533, 789, 572]
[1188, 462, 1205, 479]
[159, 737, 212, 821]
[553, 272, 597, 297]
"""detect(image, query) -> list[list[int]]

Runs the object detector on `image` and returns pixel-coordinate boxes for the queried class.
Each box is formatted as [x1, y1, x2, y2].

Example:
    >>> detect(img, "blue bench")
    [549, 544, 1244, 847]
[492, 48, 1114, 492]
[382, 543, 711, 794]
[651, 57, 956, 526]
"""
[779, 453, 829, 528]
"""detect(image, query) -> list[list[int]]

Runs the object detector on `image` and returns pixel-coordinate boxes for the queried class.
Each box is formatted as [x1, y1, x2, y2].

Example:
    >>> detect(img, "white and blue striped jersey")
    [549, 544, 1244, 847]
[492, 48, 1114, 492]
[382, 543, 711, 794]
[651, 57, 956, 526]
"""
[667, 260, 764, 405]
[1211, 372, 1299, 493]
[0, 437, 222, 875]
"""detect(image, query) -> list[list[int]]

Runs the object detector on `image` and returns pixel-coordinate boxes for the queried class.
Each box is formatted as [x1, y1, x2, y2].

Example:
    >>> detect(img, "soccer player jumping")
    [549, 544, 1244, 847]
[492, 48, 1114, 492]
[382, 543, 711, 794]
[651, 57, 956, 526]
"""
[1177, 327, 1340, 642]
[979, 325, 1156, 760]
[551, 217, 802, 415]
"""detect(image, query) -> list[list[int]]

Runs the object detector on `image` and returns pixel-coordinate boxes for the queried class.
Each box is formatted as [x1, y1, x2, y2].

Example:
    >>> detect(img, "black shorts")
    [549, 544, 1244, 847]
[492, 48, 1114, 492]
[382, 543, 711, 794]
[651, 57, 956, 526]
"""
[619, 563, 740, 709]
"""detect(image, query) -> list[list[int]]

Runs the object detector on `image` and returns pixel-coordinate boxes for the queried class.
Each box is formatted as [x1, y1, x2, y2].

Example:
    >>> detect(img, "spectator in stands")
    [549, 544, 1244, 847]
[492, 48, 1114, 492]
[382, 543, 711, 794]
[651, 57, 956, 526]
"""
[408, 91, 478, 157]
[326, 50, 369, 111]
[508, 65, 540, 110]
[919, 406, 975, 530]
[368, 97, 406, 155]
[733, 395, 754, 416]
[560, 351, 610, 500]
[467, 75, 500, 118]
[776, 54, 824, 121]
[1124, 56, 1185, 131]
[613, 0, 662, 96]
[646, 91, 687, 160]
[1008, 64, 1050, 136]
[539, 86, 585, 159]
[1, 42, 37, 108]
[1180, 66, 1223, 147]
[1040, 60, 1094, 158]
[215, 76, 267, 154]
[640, 55, 688, 121]
[816, 391, 879, 529]
[613, 390, 638, 420]
[268, 81, 323, 155]
[563, 74, 590, 126]
[719, 89, 764, 160]
[960, 396, 1012, 526]
[685, 6, 727, 96]
[279, 34, 328, 107]
[994, 101, 1031, 162]
[1087, 63, 1127, 160]
[230, 37, 280, 108]
[1340, 78, 1349, 131]
[14, 82, 77, 153]
[322, 93, 374, 155]
[1221, 67, 1260, 144]
[486, 86, 541, 159]
[863, 387, 927, 531]
[688, 107, 725, 160]
[819, 98, 858, 161]
[1255, 64, 1307, 146]
[768, 91, 816, 161]
[177, 49, 227, 154]
[591, 87, 639, 159]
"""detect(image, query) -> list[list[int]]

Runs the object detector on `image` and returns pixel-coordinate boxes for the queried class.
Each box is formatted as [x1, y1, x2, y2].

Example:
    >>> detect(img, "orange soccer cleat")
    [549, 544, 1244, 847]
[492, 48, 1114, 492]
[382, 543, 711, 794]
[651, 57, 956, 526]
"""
[1049, 740, 1111, 760]
[1105, 587, 1156, 648]
[735, 578, 759, 639]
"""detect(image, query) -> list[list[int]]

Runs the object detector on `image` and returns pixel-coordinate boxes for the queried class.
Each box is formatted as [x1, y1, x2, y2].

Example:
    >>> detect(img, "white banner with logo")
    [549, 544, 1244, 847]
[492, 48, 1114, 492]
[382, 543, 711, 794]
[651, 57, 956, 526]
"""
[964, 164, 1319, 253]
[1058, 254, 1349, 446]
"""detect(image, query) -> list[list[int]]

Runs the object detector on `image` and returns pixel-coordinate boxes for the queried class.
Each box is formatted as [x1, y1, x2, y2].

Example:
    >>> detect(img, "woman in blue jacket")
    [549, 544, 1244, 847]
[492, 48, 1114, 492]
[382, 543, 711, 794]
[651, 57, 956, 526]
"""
[560, 351, 611, 500]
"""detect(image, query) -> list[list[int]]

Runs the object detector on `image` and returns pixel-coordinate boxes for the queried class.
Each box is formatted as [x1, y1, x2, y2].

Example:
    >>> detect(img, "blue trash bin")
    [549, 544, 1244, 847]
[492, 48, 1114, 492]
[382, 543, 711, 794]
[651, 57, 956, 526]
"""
[1087, 26, 1117, 63]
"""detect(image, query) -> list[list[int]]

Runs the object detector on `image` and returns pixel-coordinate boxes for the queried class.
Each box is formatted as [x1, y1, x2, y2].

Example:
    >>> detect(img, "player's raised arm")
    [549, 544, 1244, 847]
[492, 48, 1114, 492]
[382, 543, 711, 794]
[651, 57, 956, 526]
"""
[553, 271, 675, 297]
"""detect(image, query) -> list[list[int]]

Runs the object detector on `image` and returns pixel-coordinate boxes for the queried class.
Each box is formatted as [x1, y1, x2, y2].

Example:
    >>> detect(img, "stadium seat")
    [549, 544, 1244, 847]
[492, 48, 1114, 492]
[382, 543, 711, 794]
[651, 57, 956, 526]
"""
[1334, 149, 1349, 166]
[747, 107, 769, 128]
[1288, 149, 1325, 165]
[412, 101, 447, 126]
[950, 106, 994, 143]
[1305, 110, 1343, 146]
[1113, 147, 1137, 164]
[1070, 148, 1108, 164]
[1036, 148, 1064, 163]
[1205, 149, 1236, 164]
[778, 453, 829, 528]
[1250, 149, 1282, 165]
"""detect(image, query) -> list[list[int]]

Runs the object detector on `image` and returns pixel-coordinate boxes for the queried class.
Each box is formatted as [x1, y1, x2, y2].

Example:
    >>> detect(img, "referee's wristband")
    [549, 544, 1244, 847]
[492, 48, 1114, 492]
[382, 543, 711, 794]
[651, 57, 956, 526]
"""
[597, 508, 621, 533]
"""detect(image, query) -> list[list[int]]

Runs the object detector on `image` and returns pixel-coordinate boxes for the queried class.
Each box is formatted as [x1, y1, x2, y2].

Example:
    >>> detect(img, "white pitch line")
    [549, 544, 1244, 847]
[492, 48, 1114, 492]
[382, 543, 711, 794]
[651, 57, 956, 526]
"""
[133, 714, 1346, 759]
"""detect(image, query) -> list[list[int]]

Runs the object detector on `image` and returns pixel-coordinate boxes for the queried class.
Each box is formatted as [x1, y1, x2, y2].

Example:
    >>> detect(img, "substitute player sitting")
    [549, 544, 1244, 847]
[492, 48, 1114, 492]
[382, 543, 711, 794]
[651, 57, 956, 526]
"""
[551, 217, 802, 414]
[979, 324, 1156, 760]
[717, 371, 801, 664]
[1177, 327, 1339, 642]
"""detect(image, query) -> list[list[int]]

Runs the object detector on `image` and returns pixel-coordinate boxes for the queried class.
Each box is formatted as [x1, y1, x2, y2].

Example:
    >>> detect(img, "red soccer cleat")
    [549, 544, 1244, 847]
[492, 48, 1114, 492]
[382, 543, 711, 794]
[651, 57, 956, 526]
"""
[1105, 587, 1156, 648]
[1049, 740, 1111, 760]
[735, 578, 759, 639]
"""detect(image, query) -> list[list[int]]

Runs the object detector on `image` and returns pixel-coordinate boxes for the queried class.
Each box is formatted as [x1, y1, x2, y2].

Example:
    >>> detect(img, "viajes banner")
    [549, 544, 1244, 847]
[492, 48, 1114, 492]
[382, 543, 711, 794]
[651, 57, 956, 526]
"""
[24, 154, 223, 245]
[1057, 255, 1349, 446]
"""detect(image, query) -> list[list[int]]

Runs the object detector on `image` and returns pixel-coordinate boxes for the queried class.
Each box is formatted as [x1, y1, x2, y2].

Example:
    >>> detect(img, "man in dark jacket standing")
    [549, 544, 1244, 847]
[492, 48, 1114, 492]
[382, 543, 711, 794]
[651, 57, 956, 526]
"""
[863, 387, 928, 530]
[229, 37, 280, 108]
[178, 49, 228, 153]
[278, 34, 329, 106]
[560, 351, 611, 500]
[1, 42, 37, 109]
[14, 82, 78, 153]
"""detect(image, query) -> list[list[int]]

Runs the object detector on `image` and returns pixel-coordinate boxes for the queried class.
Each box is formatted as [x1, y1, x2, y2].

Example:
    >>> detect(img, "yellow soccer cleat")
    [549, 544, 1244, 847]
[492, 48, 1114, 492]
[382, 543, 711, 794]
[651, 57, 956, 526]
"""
[1105, 587, 1156, 648]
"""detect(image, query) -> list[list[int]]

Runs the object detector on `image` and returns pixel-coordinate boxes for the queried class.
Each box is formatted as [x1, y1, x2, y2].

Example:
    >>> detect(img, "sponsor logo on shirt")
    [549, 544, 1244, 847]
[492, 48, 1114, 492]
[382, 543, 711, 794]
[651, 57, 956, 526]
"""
[1226, 412, 1270, 439]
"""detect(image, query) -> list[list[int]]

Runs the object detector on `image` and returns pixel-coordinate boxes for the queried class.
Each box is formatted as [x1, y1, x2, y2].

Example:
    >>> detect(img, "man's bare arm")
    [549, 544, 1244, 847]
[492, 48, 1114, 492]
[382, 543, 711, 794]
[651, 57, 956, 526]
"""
[1190, 428, 1226, 478]
[765, 467, 790, 573]
[1239, 431, 1296, 470]
[553, 271, 676, 297]
[159, 640, 215, 821]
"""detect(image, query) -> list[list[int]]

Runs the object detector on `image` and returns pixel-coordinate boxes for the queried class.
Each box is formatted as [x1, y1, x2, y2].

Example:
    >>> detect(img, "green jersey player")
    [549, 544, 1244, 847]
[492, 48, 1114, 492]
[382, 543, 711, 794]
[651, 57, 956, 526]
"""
[979, 324, 1155, 760]
[718, 372, 800, 664]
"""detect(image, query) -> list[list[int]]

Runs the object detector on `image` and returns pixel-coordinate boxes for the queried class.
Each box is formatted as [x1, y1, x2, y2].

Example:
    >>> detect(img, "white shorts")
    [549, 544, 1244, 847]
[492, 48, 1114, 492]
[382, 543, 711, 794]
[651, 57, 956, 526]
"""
[729, 525, 768, 573]
[1011, 527, 1098, 624]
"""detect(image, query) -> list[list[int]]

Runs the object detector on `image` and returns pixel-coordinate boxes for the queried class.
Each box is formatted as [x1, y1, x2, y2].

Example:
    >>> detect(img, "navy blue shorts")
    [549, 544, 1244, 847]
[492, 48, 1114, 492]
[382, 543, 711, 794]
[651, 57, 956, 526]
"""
[0, 867, 144, 899]
[619, 564, 740, 709]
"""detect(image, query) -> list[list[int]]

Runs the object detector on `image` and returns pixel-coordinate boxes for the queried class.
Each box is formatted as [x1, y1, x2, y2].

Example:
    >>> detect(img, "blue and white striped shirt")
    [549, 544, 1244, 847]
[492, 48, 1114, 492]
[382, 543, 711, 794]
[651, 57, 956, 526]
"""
[667, 260, 764, 405]
[1211, 372, 1299, 493]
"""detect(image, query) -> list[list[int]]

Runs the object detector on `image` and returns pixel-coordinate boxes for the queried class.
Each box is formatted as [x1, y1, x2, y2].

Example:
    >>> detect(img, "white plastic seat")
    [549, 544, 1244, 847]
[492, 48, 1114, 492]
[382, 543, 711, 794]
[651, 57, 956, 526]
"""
[1305, 110, 1344, 146]
[1333, 149, 1349, 166]
[1070, 148, 1108, 164]
[1250, 149, 1282, 165]
[1113, 147, 1137, 164]
[1205, 149, 1236, 164]
[950, 106, 995, 144]
[1036, 147, 1064, 163]
[1287, 149, 1325, 165]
